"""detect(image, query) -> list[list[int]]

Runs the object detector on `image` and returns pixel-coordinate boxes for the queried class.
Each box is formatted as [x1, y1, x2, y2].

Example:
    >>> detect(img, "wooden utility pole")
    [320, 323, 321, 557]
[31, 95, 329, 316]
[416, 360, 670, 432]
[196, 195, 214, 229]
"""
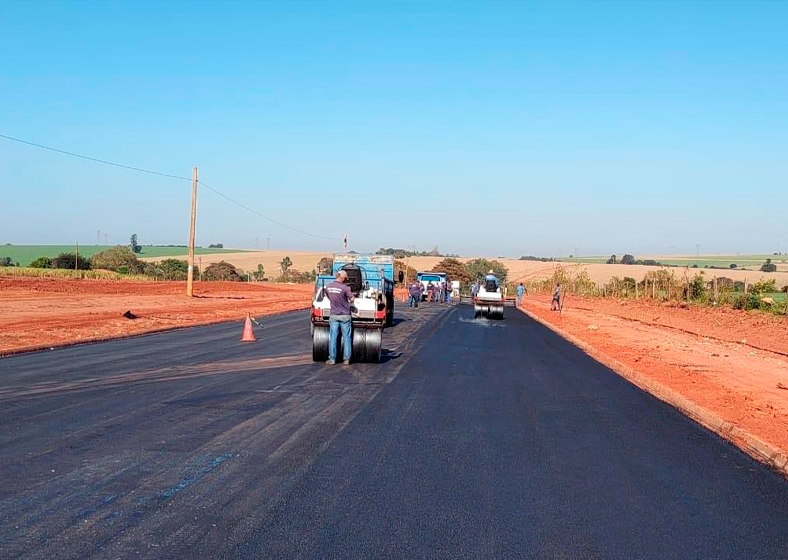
[75, 243, 79, 272]
[186, 167, 198, 297]
[343, 233, 348, 253]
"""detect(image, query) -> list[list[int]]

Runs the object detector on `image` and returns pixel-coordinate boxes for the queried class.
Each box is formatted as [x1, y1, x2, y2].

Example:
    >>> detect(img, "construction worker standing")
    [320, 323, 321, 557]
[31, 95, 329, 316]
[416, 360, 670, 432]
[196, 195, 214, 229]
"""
[516, 282, 526, 307]
[408, 280, 421, 308]
[325, 270, 354, 365]
[551, 282, 562, 311]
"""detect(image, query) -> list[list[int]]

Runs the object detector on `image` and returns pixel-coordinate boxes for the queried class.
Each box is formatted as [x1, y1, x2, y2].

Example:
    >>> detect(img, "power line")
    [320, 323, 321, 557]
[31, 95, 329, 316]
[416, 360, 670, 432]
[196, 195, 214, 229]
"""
[1, 132, 342, 242]
[198, 179, 341, 241]
[0, 133, 191, 181]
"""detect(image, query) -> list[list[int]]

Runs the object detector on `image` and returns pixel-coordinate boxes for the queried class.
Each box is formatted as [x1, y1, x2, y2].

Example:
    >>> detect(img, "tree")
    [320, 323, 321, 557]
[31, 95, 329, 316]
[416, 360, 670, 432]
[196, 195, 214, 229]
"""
[143, 259, 192, 280]
[280, 256, 293, 274]
[729, 263, 737, 269]
[130, 234, 141, 254]
[203, 260, 244, 281]
[621, 254, 635, 265]
[464, 258, 509, 284]
[0, 257, 15, 267]
[208, 243, 224, 248]
[29, 256, 52, 268]
[760, 258, 777, 272]
[91, 246, 142, 273]
[51, 252, 91, 270]
[316, 257, 333, 274]
[606, 254, 617, 264]
[252, 263, 266, 281]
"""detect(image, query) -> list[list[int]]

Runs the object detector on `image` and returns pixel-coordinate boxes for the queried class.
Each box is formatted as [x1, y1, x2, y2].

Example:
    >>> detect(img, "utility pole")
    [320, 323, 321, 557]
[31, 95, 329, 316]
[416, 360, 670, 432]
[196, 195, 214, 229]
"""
[97, 230, 100, 246]
[343, 233, 348, 253]
[186, 167, 198, 297]
[104, 233, 108, 245]
[75, 243, 79, 272]
[267, 237, 270, 251]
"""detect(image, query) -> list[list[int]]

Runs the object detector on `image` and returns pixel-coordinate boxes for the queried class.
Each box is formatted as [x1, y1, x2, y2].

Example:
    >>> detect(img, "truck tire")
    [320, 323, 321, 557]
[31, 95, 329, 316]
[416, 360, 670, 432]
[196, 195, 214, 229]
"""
[312, 326, 329, 362]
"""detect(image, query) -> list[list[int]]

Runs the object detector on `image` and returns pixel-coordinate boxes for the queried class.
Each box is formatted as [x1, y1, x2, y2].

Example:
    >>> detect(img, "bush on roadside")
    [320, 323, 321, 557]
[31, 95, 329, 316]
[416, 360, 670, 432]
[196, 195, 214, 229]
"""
[203, 260, 244, 282]
[29, 256, 52, 268]
[143, 259, 192, 280]
[51, 252, 91, 270]
[277, 269, 316, 283]
[90, 246, 143, 273]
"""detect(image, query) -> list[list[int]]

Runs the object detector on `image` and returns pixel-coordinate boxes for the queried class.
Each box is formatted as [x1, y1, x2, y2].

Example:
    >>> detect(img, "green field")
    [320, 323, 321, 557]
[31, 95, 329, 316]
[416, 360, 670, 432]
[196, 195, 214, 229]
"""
[563, 254, 787, 270]
[0, 245, 247, 266]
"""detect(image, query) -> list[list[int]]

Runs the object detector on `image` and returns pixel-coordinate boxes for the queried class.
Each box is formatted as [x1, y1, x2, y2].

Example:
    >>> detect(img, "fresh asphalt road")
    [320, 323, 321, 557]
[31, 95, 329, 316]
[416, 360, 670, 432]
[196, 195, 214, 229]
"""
[1, 305, 787, 559]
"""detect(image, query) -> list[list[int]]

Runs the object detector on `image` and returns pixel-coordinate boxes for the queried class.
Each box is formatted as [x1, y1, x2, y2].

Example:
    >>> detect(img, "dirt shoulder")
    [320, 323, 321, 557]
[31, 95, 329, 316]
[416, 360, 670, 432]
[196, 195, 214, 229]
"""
[0, 278, 313, 356]
[520, 295, 788, 462]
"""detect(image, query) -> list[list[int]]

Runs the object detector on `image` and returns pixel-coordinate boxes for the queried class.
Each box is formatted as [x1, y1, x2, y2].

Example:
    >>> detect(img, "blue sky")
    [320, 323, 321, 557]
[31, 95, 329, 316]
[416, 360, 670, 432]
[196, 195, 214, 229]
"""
[1, 1, 786, 257]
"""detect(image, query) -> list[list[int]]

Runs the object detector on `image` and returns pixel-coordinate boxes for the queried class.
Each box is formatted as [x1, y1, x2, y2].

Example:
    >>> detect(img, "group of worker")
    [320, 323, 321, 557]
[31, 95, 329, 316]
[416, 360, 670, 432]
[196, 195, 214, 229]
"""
[407, 279, 452, 308]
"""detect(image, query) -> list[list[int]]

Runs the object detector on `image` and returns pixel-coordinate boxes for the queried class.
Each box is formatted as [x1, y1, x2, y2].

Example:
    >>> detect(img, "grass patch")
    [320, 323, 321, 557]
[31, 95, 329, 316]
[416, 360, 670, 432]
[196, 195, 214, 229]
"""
[0, 245, 248, 266]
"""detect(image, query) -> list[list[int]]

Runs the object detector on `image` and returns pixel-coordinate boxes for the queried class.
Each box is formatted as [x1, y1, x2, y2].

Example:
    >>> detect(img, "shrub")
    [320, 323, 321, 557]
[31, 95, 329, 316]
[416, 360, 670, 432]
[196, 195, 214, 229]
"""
[689, 274, 707, 300]
[280, 256, 293, 274]
[91, 246, 143, 273]
[203, 260, 244, 281]
[621, 254, 635, 265]
[729, 263, 737, 269]
[733, 292, 761, 311]
[760, 258, 777, 272]
[143, 259, 192, 280]
[252, 263, 266, 281]
[606, 254, 617, 264]
[750, 279, 777, 294]
[0, 257, 17, 267]
[29, 256, 52, 268]
[51, 252, 91, 270]
[279, 269, 315, 283]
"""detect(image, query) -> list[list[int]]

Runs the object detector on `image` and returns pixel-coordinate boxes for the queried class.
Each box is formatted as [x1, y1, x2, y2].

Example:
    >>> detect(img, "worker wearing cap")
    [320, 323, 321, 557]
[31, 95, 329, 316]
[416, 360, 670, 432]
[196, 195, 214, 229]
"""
[325, 270, 355, 365]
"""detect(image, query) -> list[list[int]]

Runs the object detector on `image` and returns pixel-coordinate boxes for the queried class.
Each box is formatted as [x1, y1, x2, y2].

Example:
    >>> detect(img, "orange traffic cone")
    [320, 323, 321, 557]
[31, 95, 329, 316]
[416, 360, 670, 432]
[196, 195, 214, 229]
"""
[241, 314, 256, 342]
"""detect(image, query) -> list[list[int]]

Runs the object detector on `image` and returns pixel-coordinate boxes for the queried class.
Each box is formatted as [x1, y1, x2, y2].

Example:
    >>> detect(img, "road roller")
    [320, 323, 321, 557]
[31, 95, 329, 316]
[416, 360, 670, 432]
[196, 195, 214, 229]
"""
[311, 253, 403, 363]
[474, 272, 505, 320]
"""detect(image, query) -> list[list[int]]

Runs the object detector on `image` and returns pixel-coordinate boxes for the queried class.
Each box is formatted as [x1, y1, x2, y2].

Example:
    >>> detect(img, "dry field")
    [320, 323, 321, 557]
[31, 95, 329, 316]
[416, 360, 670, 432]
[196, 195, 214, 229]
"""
[0, 278, 313, 355]
[154, 251, 788, 288]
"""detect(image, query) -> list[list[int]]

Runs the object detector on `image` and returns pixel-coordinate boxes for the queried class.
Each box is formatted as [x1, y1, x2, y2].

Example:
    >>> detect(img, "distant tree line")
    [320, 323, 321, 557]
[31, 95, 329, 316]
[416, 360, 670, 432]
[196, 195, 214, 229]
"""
[376, 247, 459, 258]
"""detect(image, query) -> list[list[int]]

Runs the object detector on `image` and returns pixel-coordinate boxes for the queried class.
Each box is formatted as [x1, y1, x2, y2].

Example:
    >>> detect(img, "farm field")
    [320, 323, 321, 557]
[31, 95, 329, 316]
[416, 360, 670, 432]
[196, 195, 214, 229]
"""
[565, 253, 788, 270]
[0, 244, 248, 266]
[157, 251, 788, 289]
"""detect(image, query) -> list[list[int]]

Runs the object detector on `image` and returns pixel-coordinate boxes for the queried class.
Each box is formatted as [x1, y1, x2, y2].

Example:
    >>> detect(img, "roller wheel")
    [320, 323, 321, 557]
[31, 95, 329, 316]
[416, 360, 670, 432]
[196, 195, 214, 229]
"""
[312, 326, 329, 362]
[474, 303, 483, 319]
[352, 328, 382, 363]
[492, 304, 504, 320]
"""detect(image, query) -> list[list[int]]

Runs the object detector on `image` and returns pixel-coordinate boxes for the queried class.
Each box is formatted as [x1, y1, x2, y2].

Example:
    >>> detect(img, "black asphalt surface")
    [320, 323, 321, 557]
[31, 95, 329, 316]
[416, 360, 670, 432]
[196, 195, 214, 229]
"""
[1, 304, 787, 559]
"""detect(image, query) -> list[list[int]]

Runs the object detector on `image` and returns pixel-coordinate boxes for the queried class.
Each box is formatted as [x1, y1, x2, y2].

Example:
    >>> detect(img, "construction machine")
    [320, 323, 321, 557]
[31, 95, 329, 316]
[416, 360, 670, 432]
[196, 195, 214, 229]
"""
[311, 253, 403, 363]
[474, 272, 505, 319]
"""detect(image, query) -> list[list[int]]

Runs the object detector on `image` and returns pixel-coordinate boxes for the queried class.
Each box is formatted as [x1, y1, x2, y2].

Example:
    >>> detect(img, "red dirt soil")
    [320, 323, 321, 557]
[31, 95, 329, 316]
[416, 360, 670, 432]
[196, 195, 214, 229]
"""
[521, 295, 788, 459]
[0, 278, 313, 355]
